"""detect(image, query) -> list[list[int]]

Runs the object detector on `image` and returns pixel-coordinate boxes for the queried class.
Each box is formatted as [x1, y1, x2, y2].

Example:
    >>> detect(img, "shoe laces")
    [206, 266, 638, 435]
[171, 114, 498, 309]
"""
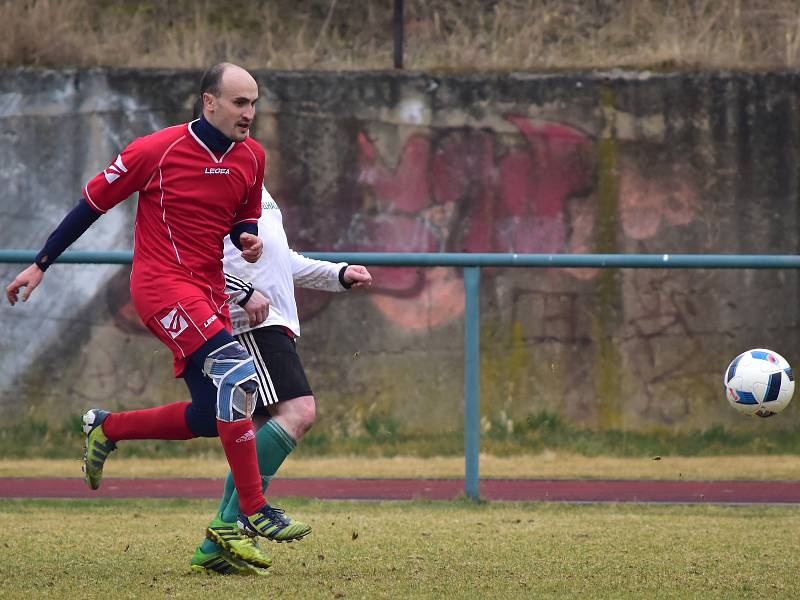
[262, 505, 290, 525]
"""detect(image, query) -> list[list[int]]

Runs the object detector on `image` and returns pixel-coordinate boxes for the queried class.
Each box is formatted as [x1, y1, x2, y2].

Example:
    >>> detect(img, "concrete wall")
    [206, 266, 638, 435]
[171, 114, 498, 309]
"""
[1, 68, 799, 434]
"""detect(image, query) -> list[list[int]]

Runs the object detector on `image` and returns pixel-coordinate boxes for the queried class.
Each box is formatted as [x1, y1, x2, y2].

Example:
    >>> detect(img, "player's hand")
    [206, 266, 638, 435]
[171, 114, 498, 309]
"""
[240, 233, 263, 263]
[344, 265, 372, 289]
[6, 263, 44, 306]
[243, 290, 269, 327]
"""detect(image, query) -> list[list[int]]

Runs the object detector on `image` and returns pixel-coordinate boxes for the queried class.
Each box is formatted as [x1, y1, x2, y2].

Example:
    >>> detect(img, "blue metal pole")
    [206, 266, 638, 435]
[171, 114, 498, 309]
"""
[2, 250, 800, 269]
[0, 250, 134, 264]
[463, 266, 481, 501]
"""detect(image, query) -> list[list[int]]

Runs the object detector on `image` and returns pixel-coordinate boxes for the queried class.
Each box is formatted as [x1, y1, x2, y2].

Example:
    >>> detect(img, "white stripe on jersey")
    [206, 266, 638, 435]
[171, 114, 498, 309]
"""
[225, 273, 250, 292]
[159, 166, 182, 265]
[177, 300, 209, 341]
[157, 136, 189, 266]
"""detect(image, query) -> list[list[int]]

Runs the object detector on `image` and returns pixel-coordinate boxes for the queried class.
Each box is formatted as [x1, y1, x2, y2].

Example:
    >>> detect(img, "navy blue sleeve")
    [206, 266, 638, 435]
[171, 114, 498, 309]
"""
[229, 222, 258, 251]
[34, 198, 102, 271]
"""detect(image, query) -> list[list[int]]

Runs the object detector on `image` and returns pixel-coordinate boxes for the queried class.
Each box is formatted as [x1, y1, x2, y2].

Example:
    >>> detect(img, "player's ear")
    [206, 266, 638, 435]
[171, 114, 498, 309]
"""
[202, 91, 216, 113]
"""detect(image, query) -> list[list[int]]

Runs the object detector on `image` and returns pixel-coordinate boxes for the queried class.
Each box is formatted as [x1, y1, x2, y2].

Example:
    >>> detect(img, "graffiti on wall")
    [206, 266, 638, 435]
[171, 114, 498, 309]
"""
[308, 116, 695, 331]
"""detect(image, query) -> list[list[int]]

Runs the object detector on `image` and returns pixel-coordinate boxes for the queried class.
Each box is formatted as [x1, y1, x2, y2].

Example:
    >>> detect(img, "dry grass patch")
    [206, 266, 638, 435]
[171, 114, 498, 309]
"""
[5, 452, 800, 480]
[3, 0, 800, 70]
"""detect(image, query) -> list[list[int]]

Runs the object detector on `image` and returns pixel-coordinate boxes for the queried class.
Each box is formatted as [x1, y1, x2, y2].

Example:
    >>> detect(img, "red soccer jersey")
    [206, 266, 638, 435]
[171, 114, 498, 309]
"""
[83, 123, 264, 323]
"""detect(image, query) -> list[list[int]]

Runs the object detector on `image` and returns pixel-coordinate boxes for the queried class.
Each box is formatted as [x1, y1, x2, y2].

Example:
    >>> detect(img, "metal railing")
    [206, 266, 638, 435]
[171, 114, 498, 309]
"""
[3, 249, 800, 500]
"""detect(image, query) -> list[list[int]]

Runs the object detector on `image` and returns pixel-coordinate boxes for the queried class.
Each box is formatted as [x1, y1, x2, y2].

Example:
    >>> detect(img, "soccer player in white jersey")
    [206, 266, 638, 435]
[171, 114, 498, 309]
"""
[191, 185, 372, 574]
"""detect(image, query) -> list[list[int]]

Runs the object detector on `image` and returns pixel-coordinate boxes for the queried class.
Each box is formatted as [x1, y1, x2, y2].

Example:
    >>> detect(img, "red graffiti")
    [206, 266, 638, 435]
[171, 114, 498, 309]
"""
[351, 117, 596, 330]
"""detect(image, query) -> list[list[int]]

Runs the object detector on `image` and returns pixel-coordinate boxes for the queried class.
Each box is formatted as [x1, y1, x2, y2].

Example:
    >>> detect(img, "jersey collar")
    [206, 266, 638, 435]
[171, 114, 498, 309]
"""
[189, 115, 236, 163]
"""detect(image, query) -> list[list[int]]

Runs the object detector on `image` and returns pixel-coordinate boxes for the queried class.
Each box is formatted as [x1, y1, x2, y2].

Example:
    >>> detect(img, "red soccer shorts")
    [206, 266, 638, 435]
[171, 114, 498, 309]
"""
[146, 297, 231, 376]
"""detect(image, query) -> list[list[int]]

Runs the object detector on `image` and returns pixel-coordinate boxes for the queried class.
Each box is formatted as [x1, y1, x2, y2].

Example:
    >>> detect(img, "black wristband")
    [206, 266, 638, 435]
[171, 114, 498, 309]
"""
[237, 284, 255, 306]
[338, 265, 352, 289]
[34, 252, 52, 272]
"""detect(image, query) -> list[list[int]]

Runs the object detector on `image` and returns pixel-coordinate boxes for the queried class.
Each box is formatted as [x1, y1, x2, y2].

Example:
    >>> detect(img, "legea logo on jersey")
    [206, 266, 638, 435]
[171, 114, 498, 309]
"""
[160, 308, 188, 339]
[103, 154, 127, 184]
[203, 314, 218, 329]
[262, 199, 279, 211]
[205, 167, 230, 175]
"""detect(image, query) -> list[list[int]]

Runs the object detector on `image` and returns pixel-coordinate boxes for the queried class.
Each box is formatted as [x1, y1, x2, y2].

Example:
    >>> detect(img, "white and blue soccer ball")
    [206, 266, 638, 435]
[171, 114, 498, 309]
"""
[724, 349, 794, 418]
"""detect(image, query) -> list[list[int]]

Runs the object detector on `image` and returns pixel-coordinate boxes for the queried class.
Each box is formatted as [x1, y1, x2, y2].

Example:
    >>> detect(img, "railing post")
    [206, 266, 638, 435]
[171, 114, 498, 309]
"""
[393, 0, 404, 69]
[463, 266, 480, 500]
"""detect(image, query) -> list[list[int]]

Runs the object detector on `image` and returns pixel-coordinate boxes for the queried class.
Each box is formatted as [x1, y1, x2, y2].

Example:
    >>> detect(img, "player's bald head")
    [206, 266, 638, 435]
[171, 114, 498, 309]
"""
[200, 62, 257, 97]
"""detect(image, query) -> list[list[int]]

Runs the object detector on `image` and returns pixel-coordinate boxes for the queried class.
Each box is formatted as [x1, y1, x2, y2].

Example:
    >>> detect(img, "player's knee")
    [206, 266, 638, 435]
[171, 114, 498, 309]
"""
[297, 396, 316, 434]
[285, 395, 316, 438]
[183, 363, 220, 437]
[185, 403, 219, 437]
[203, 341, 260, 422]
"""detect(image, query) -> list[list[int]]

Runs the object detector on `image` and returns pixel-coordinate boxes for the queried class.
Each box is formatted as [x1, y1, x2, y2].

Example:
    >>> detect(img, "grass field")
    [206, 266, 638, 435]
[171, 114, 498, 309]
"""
[4, 453, 800, 480]
[2, 498, 798, 599]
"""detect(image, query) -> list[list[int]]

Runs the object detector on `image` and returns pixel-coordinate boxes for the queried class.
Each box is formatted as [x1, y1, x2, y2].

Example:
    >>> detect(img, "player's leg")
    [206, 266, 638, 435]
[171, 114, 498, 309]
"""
[224, 327, 315, 541]
[196, 399, 314, 568]
[190, 331, 263, 513]
[81, 348, 250, 490]
[185, 329, 284, 568]
[194, 411, 265, 572]
[180, 360, 273, 572]
[81, 299, 221, 489]
[201, 327, 315, 550]
[228, 401, 314, 542]
[82, 401, 195, 490]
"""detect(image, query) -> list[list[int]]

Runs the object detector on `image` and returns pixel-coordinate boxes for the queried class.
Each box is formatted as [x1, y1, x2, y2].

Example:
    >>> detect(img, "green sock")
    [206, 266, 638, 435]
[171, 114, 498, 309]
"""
[216, 479, 237, 519]
[220, 419, 297, 522]
[198, 490, 237, 555]
[200, 420, 297, 555]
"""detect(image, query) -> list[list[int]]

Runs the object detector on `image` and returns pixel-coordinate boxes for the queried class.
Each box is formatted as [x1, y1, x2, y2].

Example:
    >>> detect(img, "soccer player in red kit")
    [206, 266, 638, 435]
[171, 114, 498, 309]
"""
[5, 63, 308, 569]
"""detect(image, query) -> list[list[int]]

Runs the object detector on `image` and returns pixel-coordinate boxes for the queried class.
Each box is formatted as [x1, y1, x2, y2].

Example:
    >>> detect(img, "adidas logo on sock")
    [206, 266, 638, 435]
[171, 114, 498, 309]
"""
[235, 430, 256, 443]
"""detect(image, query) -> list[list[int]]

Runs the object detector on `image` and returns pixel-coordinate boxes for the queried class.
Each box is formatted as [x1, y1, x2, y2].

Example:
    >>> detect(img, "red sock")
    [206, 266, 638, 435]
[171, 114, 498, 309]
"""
[102, 402, 194, 442]
[217, 419, 264, 515]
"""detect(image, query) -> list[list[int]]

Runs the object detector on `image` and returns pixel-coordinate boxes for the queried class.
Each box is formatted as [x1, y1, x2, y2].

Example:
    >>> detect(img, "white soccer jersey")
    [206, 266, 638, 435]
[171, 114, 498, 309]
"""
[223, 186, 348, 336]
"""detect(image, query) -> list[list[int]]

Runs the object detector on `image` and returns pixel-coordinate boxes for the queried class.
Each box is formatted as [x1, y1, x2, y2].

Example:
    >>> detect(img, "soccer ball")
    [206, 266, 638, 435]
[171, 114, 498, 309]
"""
[724, 349, 794, 418]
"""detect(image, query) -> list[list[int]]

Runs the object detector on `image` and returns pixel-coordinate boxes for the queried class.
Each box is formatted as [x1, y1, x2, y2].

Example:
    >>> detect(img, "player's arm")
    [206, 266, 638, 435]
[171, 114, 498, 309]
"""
[6, 137, 157, 306]
[340, 264, 372, 289]
[224, 271, 256, 307]
[6, 197, 102, 305]
[288, 250, 372, 291]
[224, 272, 269, 327]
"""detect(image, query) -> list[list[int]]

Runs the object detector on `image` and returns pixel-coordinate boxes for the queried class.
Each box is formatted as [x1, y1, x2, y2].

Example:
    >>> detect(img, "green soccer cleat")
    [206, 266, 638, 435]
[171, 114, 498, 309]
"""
[190, 546, 268, 576]
[81, 409, 116, 490]
[238, 504, 312, 543]
[205, 518, 273, 569]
